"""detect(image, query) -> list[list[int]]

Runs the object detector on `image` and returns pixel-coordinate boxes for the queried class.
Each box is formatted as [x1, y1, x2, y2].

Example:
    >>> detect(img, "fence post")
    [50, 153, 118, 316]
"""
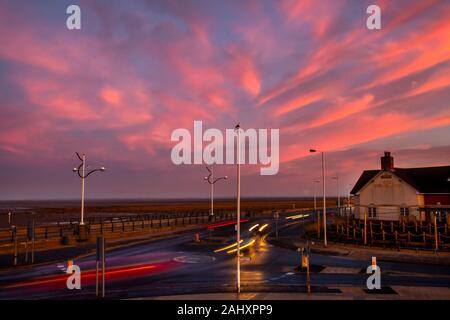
[364, 210, 367, 245]
[434, 214, 438, 250]
[382, 230, 385, 241]
[317, 210, 321, 239]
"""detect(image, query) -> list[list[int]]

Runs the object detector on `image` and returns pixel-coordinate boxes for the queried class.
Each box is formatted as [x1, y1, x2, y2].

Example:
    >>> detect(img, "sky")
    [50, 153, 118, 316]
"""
[0, 0, 449, 200]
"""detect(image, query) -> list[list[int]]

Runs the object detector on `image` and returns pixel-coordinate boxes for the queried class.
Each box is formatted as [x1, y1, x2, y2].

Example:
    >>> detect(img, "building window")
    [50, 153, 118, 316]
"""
[400, 207, 409, 217]
[368, 207, 377, 218]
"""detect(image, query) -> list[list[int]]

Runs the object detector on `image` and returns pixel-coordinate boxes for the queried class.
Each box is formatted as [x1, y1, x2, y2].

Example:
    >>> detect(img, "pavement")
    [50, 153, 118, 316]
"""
[145, 286, 450, 300]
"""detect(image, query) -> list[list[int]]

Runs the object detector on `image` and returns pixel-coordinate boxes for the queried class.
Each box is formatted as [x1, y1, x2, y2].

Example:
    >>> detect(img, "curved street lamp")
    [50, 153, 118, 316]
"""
[204, 166, 227, 220]
[73, 152, 106, 226]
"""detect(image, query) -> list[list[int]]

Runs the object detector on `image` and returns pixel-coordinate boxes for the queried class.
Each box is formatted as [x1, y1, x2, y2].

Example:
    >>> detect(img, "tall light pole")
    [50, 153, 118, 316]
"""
[332, 175, 340, 215]
[73, 152, 106, 227]
[235, 123, 241, 294]
[313, 180, 320, 212]
[313, 179, 320, 237]
[310, 149, 327, 247]
[204, 166, 227, 221]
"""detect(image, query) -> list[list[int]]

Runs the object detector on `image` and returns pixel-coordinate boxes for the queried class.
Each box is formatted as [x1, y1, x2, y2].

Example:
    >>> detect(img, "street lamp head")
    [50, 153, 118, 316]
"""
[72, 168, 78, 172]
[204, 177, 208, 180]
[100, 167, 106, 172]
[309, 149, 317, 153]
[224, 176, 228, 179]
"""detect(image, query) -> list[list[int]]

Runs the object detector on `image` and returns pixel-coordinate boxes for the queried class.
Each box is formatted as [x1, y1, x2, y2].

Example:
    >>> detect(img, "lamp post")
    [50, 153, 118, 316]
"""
[347, 183, 353, 217]
[332, 175, 340, 215]
[204, 166, 227, 221]
[235, 123, 241, 294]
[73, 152, 106, 227]
[313, 179, 320, 237]
[310, 149, 327, 247]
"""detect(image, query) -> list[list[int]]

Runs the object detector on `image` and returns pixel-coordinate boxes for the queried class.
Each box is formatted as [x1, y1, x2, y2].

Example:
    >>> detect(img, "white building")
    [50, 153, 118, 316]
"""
[351, 152, 450, 222]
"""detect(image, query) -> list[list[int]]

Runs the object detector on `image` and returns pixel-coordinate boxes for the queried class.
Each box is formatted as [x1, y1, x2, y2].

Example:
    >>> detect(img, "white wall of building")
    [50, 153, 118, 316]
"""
[354, 171, 420, 221]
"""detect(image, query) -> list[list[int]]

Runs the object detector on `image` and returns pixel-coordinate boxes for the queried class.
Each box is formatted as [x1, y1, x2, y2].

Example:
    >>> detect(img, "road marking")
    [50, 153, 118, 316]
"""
[321, 267, 361, 274]
[269, 272, 295, 281]
[173, 255, 216, 264]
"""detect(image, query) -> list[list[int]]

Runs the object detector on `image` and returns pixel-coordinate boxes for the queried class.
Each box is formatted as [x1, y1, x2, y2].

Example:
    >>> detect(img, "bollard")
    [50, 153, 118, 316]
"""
[194, 233, 200, 243]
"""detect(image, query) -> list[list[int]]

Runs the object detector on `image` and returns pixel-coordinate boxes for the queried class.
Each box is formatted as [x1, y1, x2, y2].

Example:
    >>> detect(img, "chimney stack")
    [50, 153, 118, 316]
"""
[381, 151, 394, 171]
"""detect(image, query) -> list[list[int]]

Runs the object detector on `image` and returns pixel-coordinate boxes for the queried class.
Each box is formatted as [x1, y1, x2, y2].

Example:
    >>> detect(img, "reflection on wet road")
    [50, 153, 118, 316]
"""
[0, 214, 449, 299]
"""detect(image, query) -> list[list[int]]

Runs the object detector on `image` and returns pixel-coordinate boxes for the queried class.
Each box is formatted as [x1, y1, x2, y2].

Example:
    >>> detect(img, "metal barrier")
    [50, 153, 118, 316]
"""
[0, 210, 248, 244]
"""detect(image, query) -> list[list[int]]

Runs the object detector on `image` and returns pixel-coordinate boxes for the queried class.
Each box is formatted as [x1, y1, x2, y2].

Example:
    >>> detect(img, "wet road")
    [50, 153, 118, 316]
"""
[0, 215, 449, 299]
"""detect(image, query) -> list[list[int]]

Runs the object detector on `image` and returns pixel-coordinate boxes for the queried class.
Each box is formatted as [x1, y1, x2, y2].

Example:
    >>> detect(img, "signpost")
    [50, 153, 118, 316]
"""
[300, 241, 311, 293]
[26, 220, 35, 264]
[274, 211, 279, 239]
[96, 236, 106, 298]
[12, 225, 17, 266]
[25, 220, 35, 264]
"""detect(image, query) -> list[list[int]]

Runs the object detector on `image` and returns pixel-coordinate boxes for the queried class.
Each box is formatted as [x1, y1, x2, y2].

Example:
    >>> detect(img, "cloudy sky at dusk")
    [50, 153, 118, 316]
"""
[0, 0, 449, 200]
